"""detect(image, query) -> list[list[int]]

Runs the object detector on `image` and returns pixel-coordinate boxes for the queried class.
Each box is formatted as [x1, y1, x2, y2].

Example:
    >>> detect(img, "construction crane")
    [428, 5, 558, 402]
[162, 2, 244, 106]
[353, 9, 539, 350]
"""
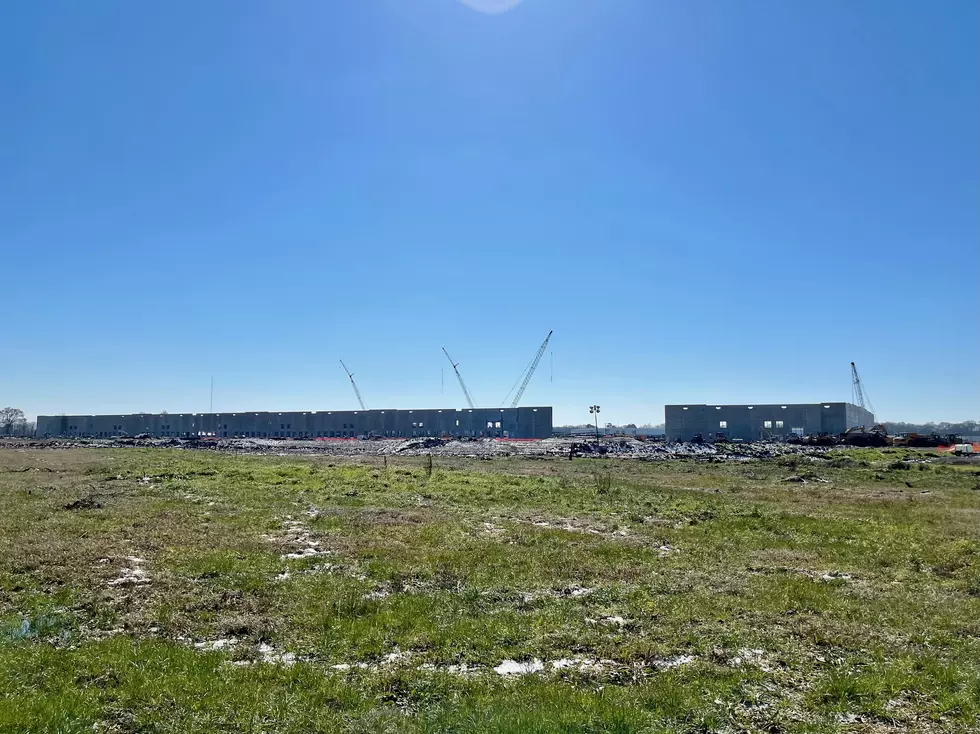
[442, 347, 476, 409]
[508, 330, 553, 408]
[850, 361, 875, 417]
[340, 360, 367, 411]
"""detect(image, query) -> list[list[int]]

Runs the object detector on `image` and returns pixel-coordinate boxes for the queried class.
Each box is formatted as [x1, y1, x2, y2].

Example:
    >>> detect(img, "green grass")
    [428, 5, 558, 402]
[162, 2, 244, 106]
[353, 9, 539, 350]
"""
[1, 447, 978, 732]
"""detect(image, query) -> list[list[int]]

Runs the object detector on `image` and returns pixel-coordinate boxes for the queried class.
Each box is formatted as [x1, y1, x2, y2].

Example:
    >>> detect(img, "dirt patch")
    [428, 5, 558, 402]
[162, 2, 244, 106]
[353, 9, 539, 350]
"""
[63, 496, 102, 510]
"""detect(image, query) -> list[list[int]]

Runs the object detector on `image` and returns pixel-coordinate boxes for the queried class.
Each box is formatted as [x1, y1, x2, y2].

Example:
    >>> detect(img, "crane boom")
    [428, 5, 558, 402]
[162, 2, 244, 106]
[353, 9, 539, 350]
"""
[442, 347, 476, 409]
[340, 360, 367, 411]
[850, 361, 874, 417]
[510, 330, 553, 408]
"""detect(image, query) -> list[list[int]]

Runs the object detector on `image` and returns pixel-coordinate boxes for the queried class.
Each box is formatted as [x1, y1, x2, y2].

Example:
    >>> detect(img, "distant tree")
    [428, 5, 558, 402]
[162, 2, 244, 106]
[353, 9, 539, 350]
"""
[884, 420, 979, 436]
[0, 407, 25, 436]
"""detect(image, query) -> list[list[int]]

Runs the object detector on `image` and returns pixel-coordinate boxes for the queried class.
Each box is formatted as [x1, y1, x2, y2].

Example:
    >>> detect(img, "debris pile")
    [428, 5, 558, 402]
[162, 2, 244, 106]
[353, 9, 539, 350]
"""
[4, 436, 843, 463]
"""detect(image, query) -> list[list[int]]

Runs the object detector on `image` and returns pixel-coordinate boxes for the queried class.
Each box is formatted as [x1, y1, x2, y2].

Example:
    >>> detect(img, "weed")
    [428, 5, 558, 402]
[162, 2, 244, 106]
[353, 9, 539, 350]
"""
[591, 470, 613, 495]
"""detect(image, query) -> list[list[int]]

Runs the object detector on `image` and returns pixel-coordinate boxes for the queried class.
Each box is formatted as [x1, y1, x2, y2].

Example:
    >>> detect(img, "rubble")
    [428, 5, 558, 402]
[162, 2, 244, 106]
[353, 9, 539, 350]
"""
[2, 435, 840, 462]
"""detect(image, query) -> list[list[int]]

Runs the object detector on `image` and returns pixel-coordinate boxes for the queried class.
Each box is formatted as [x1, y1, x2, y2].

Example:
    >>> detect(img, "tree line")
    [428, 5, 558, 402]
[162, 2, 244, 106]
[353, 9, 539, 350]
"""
[883, 420, 980, 437]
[0, 407, 35, 437]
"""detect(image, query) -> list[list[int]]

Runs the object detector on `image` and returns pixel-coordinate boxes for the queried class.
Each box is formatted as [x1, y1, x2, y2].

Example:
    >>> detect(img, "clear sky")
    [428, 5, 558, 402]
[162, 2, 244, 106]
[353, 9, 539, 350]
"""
[3, 0, 978, 426]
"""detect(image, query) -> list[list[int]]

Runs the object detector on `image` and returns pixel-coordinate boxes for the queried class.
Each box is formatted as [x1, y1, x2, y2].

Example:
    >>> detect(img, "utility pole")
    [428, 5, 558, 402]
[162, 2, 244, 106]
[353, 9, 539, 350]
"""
[590, 405, 601, 442]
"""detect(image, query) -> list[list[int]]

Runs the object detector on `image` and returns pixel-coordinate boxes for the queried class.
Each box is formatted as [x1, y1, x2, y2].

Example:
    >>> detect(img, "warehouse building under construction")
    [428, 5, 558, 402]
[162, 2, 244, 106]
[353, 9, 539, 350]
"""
[665, 402, 874, 442]
[36, 406, 553, 440]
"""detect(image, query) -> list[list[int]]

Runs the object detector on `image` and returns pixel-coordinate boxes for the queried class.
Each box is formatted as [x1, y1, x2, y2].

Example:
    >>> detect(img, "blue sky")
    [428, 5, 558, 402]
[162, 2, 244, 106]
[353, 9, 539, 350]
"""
[3, 0, 977, 426]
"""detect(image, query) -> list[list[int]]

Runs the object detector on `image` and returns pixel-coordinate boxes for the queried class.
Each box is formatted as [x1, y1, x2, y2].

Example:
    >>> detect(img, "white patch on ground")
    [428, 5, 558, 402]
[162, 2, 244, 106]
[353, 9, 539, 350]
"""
[107, 556, 150, 587]
[272, 517, 331, 561]
[215, 641, 300, 666]
[282, 546, 330, 560]
[192, 642, 699, 679]
[258, 642, 297, 665]
[493, 655, 695, 677]
[331, 662, 371, 672]
[330, 649, 411, 673]
[418, 662, 480, 675]
[550, 658, 614, 673]
[481, 522, 504, 536]
[819, 571, 852, 582]
[362, 589, 390, 600]
[519, 585, 594, 604]
[195, 638, 238, 651]
[657, 544, 676, 556]
[731, 648, 773, 672]
[494, 659, 546, 675]
[520, 517, 628, 537]
[137, 476, 152, 486]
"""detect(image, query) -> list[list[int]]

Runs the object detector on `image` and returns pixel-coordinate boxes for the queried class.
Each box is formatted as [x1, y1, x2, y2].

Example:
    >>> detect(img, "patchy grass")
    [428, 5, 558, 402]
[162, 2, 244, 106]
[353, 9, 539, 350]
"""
[1, 447, 978, 732]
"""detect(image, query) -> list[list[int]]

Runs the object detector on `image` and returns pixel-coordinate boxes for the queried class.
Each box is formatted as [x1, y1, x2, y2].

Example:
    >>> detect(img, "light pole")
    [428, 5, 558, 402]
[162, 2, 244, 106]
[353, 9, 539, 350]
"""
[589, 405, 601, 442]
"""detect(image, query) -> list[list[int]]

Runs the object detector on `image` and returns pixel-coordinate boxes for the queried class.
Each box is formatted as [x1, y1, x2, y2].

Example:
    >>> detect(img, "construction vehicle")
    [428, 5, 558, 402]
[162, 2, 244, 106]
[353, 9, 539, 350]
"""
[893, 432, 961, 448]
[840, 424, 889, 447]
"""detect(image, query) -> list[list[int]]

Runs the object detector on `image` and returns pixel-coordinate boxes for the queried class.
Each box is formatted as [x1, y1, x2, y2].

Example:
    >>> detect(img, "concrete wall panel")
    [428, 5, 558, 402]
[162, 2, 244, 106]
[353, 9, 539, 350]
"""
[37, 406, 554, 440]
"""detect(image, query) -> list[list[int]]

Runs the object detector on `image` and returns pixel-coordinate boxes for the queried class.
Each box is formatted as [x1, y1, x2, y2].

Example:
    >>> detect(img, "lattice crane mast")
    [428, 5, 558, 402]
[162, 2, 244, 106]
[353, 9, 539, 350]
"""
[442, 347, 476, 409]
[340, 360, 368, 411]
[850, 361, 875, 417]
[509, 330, 553, 408]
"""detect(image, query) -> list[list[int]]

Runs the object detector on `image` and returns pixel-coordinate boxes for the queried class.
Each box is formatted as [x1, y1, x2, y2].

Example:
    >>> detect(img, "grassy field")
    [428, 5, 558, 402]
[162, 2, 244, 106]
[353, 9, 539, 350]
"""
[1, 447, 978, 733]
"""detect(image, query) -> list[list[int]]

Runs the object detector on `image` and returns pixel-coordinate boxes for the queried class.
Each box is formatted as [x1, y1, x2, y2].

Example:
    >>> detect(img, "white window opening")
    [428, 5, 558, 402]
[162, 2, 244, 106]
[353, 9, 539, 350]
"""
[775, 420, 784, 429]
[719, 421, 727, 429]
[764, 420, 773, 429]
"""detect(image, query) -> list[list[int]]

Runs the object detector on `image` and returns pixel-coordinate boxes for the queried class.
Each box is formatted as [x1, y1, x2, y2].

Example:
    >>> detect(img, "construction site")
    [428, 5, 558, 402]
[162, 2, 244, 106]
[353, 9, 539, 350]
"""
[36, 332, 558, 441]
[33, 352, 972, 451]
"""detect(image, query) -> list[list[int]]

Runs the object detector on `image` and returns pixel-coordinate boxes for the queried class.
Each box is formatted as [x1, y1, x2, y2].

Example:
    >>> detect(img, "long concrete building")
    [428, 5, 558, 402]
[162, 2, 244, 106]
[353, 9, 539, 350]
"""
[36, 406, 553, 440]
[665, 402, 874, 442]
